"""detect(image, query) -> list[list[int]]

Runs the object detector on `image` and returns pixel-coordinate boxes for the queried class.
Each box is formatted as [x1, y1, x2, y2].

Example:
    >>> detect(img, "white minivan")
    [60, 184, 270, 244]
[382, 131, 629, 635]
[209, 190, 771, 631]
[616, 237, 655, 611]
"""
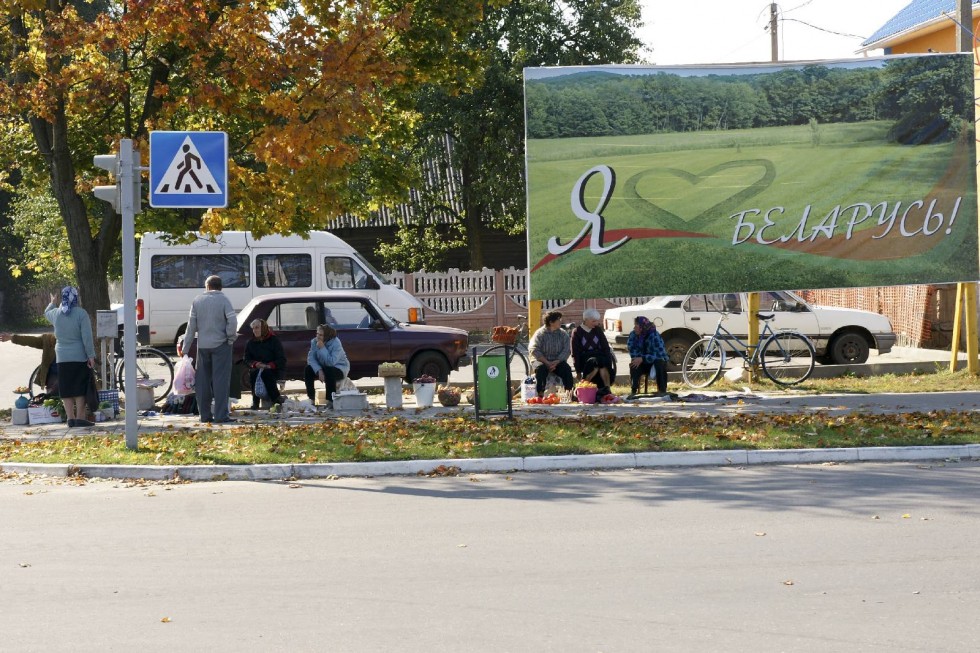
[133, 231, 424, 347]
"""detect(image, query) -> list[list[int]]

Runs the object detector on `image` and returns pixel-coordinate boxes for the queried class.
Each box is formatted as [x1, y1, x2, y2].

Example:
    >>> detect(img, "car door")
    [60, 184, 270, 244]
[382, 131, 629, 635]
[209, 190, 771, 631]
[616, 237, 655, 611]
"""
[323, 299, 391, 379]
[265, 299, 322, 380]
[758, 291, 819, 337]
[682, 294, 749, 345]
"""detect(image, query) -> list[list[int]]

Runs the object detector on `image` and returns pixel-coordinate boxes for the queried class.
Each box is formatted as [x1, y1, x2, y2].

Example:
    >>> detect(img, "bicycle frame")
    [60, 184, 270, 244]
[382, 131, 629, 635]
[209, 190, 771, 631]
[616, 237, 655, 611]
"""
[704, 312, 779, 368]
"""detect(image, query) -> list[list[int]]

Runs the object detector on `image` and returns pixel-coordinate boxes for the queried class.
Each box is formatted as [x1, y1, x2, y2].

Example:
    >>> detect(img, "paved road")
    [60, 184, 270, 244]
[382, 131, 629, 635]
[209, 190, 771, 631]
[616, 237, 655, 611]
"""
[1, 460, 977, 652]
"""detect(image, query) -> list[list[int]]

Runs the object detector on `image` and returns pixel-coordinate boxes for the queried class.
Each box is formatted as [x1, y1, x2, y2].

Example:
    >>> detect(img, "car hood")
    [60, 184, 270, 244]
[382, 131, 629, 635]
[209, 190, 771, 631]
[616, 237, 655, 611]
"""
[810, 305, 893, 332]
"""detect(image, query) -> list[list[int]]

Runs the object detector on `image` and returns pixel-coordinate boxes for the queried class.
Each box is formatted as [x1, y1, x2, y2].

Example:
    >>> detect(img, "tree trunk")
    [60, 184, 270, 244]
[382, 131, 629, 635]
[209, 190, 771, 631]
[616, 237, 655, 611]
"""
[38, 106, 113, 339]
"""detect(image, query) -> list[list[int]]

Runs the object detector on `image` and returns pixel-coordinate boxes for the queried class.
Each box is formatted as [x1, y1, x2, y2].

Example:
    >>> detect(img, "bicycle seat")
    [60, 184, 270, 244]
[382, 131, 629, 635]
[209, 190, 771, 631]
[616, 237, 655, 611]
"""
[756, 312, 775, 321]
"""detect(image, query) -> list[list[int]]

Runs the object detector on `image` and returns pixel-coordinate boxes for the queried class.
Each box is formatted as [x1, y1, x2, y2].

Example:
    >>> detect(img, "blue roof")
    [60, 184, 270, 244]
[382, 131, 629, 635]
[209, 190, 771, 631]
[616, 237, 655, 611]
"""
[863, 0, 980, 46]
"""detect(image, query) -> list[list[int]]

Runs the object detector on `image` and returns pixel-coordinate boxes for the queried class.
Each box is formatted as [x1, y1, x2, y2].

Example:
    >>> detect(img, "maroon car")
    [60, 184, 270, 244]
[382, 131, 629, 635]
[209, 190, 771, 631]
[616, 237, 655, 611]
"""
[232, 292, 469, 386]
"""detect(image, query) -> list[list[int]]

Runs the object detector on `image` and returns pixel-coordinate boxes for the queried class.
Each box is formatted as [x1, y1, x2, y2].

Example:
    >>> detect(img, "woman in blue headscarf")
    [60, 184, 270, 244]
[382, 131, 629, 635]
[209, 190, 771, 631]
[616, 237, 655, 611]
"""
[44, 286, 96, 427]
[626, 315, 669, 397]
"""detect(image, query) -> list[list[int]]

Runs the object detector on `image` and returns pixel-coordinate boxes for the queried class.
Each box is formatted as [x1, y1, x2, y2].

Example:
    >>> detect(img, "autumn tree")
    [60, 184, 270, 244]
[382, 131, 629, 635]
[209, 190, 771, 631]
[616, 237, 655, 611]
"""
[0, 0, 486, 316]
[381, 0, 643, 271]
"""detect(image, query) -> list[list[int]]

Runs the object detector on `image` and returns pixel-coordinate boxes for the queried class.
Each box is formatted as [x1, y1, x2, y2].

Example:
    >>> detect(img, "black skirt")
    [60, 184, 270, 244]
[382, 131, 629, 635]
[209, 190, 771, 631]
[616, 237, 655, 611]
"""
[57, 361, 90, 399]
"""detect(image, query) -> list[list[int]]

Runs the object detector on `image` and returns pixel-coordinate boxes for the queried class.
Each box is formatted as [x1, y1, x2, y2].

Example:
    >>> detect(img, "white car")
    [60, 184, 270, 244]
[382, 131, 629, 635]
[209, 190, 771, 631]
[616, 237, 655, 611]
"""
[603, 291, 896, 371]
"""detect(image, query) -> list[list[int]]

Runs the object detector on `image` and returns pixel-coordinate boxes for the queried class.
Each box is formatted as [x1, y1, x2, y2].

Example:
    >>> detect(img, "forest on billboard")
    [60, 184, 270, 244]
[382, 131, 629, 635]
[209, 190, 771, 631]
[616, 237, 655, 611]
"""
[523, 53, 979, 300]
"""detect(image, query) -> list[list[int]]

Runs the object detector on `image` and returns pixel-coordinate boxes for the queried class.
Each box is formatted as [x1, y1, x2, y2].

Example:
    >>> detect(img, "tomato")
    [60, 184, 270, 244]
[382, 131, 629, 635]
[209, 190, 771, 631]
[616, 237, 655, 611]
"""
[526, 396, 541, 404]
[544, 393, 559, 405]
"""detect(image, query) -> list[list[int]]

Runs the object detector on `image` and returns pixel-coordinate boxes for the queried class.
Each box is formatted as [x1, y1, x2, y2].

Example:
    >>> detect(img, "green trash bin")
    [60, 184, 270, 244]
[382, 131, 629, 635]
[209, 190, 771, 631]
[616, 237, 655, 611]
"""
[474, 347, 512, 418]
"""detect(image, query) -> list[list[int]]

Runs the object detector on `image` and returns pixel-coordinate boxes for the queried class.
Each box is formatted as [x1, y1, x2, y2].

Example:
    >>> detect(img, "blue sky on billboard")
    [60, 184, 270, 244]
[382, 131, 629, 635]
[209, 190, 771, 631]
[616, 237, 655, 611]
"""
[636, 0, 913, 66]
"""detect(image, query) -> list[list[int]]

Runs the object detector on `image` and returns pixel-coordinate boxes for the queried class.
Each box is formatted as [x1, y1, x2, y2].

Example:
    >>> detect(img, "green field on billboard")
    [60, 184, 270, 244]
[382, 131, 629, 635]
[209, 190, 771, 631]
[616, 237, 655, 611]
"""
[525, 56, 979, 299]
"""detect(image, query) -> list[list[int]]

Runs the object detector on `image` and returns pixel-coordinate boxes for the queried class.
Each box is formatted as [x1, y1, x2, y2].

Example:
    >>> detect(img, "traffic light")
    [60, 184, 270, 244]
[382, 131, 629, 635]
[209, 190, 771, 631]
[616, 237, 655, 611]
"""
[92, 140, 142, 215]
[93, 154, 121, 212]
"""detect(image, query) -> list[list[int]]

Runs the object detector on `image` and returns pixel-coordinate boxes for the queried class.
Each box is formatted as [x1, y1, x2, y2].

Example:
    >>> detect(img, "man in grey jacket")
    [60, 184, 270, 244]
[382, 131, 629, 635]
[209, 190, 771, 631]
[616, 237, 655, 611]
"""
[185, 275, 238, 423]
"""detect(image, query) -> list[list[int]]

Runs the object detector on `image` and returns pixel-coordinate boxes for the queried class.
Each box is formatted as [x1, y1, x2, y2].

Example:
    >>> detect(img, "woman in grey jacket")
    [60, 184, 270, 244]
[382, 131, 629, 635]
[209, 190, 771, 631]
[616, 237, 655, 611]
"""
[44, 286, 96, 427]
[529, 310, 576, 400]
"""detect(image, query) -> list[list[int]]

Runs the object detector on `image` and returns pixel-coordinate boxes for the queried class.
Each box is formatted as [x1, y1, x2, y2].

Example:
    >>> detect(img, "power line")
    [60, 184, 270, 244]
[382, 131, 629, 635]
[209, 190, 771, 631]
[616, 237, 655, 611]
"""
[780, 17, 867, 40]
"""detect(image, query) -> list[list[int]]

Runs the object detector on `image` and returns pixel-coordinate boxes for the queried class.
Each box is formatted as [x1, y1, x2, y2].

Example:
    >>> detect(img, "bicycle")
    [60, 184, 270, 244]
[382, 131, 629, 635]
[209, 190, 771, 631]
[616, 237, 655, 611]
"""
[26, 344, 174, 405]
[482, 315, 579, 388]
[114, 346, 175, 404]
[483, 315, 534, 380]
[681, 310, 815, 388]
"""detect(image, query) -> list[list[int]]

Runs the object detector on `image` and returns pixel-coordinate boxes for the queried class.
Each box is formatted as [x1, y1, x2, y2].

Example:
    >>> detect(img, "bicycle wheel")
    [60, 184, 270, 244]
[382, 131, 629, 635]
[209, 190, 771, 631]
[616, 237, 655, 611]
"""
[116, 348, 175, 404]
[483, 344, 532, 381]
[760, 332, 815, 386]
[28, 365, 42, 400]
[682, 337, 725, 388]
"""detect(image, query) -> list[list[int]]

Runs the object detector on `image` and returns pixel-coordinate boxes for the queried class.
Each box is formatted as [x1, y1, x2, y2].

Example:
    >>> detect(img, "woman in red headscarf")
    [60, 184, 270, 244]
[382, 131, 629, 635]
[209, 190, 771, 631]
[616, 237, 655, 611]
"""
[244, 318, 287, 408]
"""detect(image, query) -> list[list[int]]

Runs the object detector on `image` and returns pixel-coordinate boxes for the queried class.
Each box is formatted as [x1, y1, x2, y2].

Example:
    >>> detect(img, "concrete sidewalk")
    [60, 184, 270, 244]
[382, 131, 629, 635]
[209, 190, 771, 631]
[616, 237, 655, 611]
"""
[2, 389, 977, 482]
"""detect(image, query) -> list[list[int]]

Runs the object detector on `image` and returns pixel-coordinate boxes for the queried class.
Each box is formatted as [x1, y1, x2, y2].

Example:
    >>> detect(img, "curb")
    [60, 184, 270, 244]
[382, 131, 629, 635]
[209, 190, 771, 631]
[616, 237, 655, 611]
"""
[2, 444, 978, 482]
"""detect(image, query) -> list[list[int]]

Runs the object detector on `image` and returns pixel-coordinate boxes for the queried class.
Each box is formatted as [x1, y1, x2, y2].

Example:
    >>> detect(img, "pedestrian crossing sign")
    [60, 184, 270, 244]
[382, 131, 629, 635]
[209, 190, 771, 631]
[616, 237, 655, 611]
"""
[149, 131, 228, 208]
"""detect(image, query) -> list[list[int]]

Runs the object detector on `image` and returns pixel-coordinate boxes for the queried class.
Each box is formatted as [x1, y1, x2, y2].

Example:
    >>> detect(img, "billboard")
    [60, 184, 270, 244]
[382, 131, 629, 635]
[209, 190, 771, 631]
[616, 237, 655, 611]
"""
[524, 54, 979, 300]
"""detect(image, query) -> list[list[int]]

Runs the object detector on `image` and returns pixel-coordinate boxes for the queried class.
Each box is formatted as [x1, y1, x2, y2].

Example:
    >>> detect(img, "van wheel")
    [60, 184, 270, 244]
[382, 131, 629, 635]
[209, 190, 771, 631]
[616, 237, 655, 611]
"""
[408, 352, 450, 383]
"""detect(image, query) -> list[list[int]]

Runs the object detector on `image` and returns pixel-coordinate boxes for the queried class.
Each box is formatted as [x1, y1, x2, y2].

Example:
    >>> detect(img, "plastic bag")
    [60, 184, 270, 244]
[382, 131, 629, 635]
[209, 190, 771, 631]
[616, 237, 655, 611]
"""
[253, 372, 269, 399]
[173, 355, 196, 396]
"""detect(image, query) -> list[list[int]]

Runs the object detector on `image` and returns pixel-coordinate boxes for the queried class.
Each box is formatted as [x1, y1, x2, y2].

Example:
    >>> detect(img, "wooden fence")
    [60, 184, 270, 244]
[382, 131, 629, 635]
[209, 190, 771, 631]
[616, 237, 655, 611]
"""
[20, 274, 978, 350]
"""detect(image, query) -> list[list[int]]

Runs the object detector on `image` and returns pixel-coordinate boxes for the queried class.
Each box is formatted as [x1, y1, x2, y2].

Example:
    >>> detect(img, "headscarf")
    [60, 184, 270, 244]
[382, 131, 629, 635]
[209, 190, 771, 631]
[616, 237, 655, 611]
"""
[251, 318, 272, 340]
[634, 316, 656, 346]
[60, 286, 79, 315]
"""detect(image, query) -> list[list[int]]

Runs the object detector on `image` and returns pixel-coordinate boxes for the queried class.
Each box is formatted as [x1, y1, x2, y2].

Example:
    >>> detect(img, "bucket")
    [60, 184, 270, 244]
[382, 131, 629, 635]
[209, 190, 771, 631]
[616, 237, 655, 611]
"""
[575, 386, 598, 404]
[413, 382, 436, 408]
[521, 378, 537, 402]
[136, 385, 155, 411]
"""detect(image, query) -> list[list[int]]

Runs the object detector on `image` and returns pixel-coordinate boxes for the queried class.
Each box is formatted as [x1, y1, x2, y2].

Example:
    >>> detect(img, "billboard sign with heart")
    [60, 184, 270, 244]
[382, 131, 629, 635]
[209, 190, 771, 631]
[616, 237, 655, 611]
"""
[524, 54, 978, 299]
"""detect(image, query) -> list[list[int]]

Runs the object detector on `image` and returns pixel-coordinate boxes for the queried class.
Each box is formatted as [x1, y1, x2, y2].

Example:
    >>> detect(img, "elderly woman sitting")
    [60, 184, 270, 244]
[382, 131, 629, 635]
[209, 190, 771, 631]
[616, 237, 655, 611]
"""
[529, 310, 577, 400]
[571, 308, 614, 397]
[244, 318, 287, 408]
[305, 323, 350, 408]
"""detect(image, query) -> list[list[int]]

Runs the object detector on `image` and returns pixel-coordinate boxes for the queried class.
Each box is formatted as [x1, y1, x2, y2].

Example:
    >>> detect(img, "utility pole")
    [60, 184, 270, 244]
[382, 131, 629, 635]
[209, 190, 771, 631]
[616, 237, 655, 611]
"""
[958, 0, 973, 52]
[770, 3, 779, 62]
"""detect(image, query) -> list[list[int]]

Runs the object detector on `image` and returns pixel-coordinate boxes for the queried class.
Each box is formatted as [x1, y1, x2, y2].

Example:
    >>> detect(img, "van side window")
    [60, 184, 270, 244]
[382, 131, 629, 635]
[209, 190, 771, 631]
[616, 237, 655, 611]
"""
[256, 254, 312, 288]
[151, 254, 249, 289]
[324, 257, 371, 289]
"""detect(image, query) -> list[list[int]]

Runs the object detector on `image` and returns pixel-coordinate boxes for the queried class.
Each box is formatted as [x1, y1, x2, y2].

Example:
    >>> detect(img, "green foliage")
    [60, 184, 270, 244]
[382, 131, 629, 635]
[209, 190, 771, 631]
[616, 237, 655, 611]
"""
[376, 221, 467, 272]
[526, 64, 890, 138]
[385, 0, 644, 270]
[877, 55, 975, 144]
[7, 190, 75, 286]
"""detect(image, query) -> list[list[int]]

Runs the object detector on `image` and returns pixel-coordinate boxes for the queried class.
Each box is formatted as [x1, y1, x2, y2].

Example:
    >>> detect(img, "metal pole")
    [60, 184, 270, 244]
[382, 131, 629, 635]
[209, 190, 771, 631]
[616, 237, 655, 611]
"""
[119, 139, 139, 450]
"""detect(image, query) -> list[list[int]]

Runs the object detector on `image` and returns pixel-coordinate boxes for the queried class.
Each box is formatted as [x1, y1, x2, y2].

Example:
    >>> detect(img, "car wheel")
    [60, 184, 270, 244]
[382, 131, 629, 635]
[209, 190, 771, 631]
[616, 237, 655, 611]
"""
[408, 351, 450, 382]
[663, 333, 697, 372]
[829, 332, 870, 365]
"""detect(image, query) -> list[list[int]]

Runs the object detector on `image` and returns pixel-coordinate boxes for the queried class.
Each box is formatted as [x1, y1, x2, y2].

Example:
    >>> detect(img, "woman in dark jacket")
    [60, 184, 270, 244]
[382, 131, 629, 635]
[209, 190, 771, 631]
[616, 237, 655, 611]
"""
[244, 318, 287, 408]
[571, 308, 614, 396]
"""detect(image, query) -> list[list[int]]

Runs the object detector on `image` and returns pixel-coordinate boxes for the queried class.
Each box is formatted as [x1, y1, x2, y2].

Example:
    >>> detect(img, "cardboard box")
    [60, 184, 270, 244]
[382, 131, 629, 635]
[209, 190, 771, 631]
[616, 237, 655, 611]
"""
[11, 408, 28, 425]
[332, 392, 369, 411]
[28, 406, 62, 425]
